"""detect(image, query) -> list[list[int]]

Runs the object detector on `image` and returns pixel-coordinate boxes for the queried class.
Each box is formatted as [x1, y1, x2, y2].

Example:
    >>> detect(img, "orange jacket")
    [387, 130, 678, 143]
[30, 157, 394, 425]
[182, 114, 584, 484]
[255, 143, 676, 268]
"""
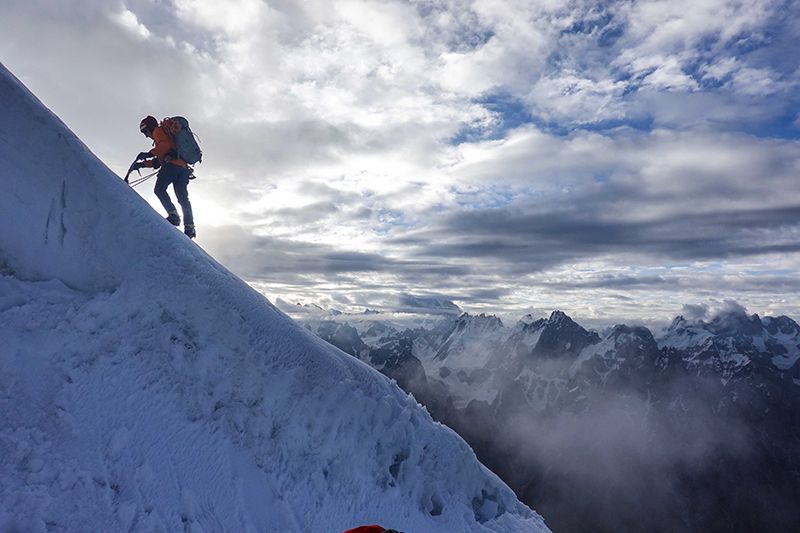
[143, 126, 186, 168]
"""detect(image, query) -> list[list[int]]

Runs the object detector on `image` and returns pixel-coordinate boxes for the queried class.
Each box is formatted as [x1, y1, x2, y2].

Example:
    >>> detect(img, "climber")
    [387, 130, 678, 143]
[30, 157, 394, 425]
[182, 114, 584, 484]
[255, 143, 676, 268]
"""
[131, 115, 196, 238]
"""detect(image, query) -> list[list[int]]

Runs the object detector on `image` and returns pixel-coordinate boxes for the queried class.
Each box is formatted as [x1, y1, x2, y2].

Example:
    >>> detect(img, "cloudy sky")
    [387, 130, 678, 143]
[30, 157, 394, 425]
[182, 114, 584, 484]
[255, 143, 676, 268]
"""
[3, 0, 800, 325]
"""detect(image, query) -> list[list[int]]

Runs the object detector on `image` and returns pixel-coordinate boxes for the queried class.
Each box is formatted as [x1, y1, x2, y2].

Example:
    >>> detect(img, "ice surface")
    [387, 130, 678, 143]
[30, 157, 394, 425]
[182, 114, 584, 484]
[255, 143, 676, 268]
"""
[0, 62, 547, 532]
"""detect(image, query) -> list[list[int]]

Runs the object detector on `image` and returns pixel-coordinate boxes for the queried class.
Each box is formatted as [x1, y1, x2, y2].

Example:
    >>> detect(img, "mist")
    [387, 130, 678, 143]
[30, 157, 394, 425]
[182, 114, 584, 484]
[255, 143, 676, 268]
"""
[304, 305, 800, 531]
[494, 378, 755, 531]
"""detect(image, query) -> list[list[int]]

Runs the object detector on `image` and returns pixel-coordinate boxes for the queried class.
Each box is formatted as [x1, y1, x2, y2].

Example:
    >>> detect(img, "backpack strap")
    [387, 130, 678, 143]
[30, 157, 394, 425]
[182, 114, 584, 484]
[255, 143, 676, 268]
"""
[157, 118, 181, 162]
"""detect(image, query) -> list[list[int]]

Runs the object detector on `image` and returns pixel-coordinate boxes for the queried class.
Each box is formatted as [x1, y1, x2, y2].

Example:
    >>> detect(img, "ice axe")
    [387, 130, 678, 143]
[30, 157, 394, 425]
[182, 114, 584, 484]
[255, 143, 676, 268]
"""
[124, 157, 140, 184]
[124, 158, 158, 188]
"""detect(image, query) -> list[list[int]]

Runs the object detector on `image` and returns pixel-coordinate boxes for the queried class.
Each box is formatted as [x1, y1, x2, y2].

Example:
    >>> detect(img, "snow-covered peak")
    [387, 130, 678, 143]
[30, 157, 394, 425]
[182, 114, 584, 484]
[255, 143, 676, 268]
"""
[659, 308, 800, 376]
[433, 313, 508, 365]
[707, 309, 763, 336]
[570, 324, 659, 376]
[608, 324, 654, 340]
[275, 299, 343, 319]
[0, 63, 546, 532]
[455, 312, 505, 331]
[529, 310, 600, 359]
[444, 313, 506, 349]
[659, 319, 714, 351]
[763, 315, 800, 336]
[667, 305, 765, 337]
[668, 314, 688, 331]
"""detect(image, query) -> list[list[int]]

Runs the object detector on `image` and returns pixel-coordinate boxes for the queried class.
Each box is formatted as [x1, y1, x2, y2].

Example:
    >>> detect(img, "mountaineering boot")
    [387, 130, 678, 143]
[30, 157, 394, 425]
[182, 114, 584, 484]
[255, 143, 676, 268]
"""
[184, 224, 196, 239]
[166, 211, 181, 226]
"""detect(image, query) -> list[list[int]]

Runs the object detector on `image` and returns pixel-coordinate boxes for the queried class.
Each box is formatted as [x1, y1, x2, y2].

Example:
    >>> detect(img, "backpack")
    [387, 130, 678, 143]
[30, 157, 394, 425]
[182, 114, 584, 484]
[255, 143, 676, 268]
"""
[160, 116, 202, 165]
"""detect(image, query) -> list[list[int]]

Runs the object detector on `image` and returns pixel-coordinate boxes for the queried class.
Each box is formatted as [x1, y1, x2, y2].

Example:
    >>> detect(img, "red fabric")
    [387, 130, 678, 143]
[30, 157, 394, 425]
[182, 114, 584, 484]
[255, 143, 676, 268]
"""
[342, 526, 385, 533]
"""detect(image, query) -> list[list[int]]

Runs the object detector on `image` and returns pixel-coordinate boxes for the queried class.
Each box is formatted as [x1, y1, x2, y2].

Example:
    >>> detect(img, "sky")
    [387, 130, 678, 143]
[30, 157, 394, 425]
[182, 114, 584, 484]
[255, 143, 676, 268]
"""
[2, 0, 800, 325]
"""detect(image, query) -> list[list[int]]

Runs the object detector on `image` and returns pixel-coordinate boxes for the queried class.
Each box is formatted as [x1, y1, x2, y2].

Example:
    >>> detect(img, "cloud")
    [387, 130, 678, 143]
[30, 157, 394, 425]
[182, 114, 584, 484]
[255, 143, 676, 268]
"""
[2, 0, 799, 321]
[527, 71, 630, 125]
[682, 303, 710, 320]
[112, 8, 151, 40]
[718, 298, 749, 317]
[497, 374, 756, 531]
[392, 127, 800, 273]
[396, 294, 462, 315]
[544, 274, 672, 290]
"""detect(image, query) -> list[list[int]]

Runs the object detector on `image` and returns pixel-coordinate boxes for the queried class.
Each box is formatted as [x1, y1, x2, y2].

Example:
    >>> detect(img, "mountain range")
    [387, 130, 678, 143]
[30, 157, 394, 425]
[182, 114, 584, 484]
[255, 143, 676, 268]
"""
[303, 305, 800, 532]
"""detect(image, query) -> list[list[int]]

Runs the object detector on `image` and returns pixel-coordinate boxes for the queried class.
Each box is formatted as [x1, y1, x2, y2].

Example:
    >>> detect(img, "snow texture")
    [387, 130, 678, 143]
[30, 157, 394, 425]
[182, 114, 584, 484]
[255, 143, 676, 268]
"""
[0, 62, 547, 533]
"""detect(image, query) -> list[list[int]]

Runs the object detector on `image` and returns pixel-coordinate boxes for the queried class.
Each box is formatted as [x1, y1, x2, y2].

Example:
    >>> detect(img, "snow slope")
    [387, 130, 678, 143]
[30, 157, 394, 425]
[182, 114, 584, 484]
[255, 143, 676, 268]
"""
[0, 62, 547, 532]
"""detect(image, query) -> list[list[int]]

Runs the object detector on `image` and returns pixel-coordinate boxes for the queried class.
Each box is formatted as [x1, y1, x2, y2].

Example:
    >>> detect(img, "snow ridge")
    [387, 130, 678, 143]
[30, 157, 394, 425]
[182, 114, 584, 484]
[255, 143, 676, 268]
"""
[0, 62, 546, 532]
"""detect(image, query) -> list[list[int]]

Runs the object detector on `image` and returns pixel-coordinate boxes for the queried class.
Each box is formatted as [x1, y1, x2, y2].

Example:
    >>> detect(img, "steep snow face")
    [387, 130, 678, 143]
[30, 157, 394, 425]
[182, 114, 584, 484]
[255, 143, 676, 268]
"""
[424, 314, 509, 407]
[0, 63, 546, 532]
[432, 314, 507, 367]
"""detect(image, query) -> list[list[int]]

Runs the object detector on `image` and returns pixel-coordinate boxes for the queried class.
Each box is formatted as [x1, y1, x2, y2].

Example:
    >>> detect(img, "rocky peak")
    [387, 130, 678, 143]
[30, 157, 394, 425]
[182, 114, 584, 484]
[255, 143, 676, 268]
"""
[311, 321, 368, 357]
[433, 313, 506, 363]
[363, 321, 396, 339]
[667, 315, 688, 333]
[569, 324, 663, 390]
[514, 314, 546, 332]
[531, 310, 600, 358]
[763, 315, 800, 336]
[454, 312, 504, 332]
[608, 325, 659, 361]
[707, 310, 763, 336]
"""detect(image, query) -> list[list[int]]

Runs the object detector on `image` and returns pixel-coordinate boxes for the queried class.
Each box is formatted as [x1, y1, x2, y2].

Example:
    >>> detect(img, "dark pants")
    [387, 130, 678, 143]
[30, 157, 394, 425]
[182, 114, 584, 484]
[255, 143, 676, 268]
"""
[154, 163, 193, 226]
